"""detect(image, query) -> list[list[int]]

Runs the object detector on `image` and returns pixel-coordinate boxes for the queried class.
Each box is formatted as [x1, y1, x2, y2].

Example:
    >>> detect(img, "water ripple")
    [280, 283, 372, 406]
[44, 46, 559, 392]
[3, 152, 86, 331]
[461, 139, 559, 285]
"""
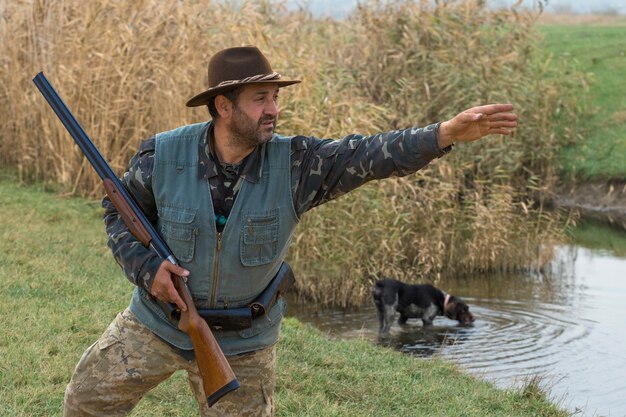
[410, 300, 591, 379]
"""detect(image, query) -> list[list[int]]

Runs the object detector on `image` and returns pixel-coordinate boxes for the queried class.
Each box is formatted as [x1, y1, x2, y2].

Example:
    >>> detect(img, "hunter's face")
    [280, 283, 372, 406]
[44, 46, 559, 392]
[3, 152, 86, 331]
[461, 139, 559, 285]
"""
[228, 83, 279, 147]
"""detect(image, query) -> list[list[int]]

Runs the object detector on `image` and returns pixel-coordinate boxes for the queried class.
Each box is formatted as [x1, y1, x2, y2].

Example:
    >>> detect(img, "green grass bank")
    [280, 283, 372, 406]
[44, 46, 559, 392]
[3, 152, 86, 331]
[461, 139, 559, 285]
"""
[539, 19, 626, 181]
[0, 173, 566, 416]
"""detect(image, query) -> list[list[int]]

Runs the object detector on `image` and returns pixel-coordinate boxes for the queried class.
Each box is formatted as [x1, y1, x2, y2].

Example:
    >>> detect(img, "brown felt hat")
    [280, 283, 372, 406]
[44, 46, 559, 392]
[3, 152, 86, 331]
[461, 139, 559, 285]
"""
[186, 46, 301, 107]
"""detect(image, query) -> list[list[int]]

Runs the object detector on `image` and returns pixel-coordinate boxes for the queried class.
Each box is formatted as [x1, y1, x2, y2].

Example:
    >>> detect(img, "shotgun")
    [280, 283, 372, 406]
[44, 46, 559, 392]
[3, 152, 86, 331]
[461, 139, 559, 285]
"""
[32, 72, 239, 406]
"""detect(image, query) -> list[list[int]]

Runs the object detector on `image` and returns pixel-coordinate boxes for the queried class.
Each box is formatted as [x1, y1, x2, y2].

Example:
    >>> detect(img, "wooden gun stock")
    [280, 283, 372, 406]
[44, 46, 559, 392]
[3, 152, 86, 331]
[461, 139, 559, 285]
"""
[174, 276, 239, 405]
[33, 72, 239, 407]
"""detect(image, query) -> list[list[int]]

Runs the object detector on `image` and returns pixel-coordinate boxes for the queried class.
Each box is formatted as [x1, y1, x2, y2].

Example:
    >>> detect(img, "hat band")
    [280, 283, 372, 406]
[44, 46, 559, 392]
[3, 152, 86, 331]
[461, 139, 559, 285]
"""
[215, 72, 281, 88]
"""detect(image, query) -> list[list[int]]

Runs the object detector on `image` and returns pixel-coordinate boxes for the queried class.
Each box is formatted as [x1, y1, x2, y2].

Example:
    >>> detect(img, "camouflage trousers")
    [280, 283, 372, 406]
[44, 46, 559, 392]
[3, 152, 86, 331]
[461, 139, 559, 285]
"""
[64, 308, 276, 417]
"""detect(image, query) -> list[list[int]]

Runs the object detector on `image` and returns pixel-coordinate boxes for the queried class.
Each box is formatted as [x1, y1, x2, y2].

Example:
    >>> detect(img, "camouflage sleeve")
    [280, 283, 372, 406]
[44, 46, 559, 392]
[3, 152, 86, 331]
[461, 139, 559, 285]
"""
[291, 123, 450, 215]
[102, 137, 162, 291]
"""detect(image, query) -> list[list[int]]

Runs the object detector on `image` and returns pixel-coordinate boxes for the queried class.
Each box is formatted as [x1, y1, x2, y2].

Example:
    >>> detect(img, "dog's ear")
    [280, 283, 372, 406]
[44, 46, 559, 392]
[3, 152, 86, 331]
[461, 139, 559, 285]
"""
[443, 300, 457, 319]
[444, 298, 474, 324]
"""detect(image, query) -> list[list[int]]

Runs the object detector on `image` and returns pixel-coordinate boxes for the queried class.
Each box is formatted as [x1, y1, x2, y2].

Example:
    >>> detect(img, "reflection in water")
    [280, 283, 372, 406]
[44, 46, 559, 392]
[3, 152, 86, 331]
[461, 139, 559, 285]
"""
[380, 324, 476, 357]
[285, 244, 626, 417]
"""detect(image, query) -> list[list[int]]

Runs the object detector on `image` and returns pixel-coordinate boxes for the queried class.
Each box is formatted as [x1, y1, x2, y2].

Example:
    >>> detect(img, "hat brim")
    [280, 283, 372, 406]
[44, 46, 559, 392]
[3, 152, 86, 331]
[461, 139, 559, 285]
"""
[185, 79, 301, 107]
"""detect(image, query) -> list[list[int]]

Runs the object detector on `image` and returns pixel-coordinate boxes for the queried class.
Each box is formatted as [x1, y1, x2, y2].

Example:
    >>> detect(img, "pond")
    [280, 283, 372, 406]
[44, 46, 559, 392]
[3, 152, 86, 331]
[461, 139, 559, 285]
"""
[285, 222, 626, 416]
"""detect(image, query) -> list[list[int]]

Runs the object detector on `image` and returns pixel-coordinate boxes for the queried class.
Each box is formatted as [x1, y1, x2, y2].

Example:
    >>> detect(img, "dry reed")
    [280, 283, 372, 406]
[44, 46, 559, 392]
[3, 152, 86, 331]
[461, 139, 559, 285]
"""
[0, 0, 586, 306]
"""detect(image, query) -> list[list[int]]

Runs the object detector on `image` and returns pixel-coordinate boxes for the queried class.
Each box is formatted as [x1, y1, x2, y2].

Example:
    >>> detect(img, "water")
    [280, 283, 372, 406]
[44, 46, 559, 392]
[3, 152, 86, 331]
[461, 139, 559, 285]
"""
[285, 241, 626, 416]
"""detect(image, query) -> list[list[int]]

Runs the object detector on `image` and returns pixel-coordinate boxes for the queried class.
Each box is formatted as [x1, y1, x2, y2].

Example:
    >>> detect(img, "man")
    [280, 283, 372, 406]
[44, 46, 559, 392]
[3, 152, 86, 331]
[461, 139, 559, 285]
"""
[64, 46, 517, 416]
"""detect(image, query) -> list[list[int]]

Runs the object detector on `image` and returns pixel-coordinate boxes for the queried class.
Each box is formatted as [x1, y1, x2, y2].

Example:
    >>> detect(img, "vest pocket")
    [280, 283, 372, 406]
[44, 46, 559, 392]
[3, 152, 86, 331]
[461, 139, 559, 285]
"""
[158, 206, 197, 263]
[240, 209, 279, 266]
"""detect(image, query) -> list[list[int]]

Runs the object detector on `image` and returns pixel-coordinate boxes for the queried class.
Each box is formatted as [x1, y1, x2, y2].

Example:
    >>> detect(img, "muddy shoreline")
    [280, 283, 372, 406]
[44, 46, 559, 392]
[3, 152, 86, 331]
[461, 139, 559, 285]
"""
[554, 180, 626, 231]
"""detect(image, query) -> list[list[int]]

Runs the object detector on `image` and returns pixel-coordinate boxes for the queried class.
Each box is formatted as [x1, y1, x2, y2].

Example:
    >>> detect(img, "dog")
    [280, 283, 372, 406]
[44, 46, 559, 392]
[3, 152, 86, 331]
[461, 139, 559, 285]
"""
[371, 278, 475, 336]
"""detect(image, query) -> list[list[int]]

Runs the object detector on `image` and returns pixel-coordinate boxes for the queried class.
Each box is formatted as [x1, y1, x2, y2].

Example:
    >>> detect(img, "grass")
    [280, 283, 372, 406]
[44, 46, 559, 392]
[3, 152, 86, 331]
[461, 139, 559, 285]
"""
[539, 20, 626, 181]
[277, 318, 565, 417]
[567, 220, 626, 257]
[0, 173, 567, 416]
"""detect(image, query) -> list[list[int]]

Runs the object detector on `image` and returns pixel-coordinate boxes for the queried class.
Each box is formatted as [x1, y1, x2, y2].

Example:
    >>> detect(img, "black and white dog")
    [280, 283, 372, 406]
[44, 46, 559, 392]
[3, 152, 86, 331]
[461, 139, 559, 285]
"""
[372, 278, 475, 336]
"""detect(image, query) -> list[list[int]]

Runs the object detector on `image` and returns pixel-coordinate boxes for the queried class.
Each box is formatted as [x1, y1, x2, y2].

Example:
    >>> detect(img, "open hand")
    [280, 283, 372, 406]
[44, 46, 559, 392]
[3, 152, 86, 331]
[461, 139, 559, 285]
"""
[150, 260, 189, 312]
[438, 104, 517, 148]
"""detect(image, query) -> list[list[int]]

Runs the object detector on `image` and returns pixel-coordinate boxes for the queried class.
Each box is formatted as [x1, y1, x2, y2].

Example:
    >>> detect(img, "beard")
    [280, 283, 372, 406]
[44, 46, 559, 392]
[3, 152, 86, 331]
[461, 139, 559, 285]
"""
[228, 104, 276, 149]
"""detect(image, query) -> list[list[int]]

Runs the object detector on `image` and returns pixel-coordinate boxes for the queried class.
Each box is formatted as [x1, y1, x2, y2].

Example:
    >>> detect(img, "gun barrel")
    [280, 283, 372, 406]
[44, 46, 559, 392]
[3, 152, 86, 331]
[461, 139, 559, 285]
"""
[32, 72, 171, 260]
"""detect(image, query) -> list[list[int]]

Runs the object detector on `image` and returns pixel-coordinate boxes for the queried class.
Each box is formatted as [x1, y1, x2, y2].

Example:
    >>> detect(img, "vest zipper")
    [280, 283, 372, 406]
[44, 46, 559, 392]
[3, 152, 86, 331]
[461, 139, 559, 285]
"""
[210, 232, 222, 308]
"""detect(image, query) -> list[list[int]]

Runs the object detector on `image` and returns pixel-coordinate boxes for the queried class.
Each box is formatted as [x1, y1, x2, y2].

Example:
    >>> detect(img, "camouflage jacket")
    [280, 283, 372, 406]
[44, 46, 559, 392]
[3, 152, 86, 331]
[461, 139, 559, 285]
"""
[102, 122, 450, 291]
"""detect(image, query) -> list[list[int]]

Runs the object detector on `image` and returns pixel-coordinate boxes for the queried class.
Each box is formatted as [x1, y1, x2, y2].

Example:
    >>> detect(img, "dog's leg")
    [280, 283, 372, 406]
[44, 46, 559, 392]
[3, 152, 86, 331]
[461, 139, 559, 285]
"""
[381, 309, 393, 335]
[375, 303, 385, 333]
[422, 304, 439, 326]
[372, 285, 386, 333]
[380, 293, 398, 336]
[397, 314, 408, 325]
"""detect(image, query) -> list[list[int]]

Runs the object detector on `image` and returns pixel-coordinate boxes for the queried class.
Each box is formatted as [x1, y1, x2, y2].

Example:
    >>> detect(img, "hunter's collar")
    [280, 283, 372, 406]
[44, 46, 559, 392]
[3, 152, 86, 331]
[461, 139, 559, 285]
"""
[197, 121, 263, 184]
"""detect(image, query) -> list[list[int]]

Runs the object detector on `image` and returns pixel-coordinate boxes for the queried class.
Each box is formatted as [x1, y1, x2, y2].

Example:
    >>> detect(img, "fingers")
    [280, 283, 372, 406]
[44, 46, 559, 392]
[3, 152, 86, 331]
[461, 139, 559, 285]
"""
[167, 286, 188, 312]
[153, 283, 187, 311]
[151, 260, 189, 312]
[482, 113, 516, 135]
[162, 260, 190, 278]
[489, 120, 517, 129]
[487, 111, 517, 135]
[461, 112, 517, 129]
[162, 262, 190, 311]
[489, 127, 512, 135]
[487, 112, 517, 122]
[470, 103, 514, 115]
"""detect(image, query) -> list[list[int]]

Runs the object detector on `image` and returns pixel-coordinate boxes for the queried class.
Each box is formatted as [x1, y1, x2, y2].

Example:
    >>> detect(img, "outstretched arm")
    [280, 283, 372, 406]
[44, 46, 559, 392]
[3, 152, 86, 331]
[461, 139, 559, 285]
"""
[291, 123, 448, 215]
[437, 104, 517, 148]
[291, 103, 517, 215]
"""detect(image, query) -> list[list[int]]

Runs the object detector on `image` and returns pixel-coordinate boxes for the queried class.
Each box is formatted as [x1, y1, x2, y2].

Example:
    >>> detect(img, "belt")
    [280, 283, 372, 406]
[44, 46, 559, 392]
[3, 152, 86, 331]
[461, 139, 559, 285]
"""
[157, 262, 295, 331]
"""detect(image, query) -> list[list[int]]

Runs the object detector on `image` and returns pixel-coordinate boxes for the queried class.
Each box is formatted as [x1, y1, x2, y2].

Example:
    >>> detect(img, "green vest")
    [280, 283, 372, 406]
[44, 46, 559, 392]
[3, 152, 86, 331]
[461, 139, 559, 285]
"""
[129, 122, 299, 355]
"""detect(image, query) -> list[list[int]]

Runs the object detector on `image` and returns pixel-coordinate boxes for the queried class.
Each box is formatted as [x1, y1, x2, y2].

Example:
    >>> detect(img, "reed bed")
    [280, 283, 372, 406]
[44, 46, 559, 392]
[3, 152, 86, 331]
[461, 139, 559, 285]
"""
[0, 0, 585, 307]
